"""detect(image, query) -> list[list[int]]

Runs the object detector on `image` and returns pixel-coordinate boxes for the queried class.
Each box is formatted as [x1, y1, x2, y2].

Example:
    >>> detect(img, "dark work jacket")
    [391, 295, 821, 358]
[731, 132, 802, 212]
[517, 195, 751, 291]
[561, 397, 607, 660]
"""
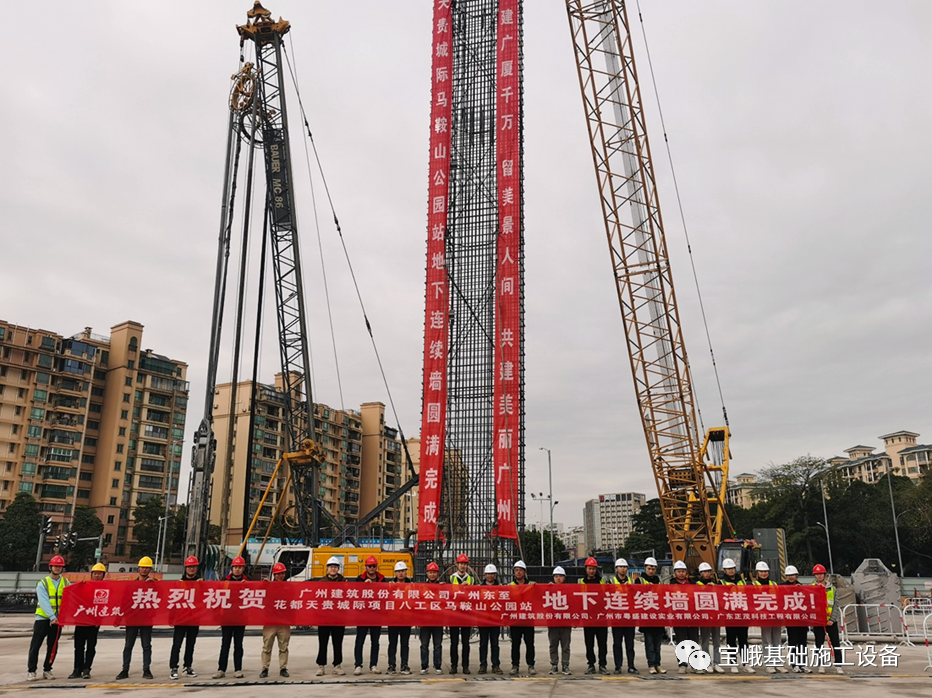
[357, 572, 387, 583]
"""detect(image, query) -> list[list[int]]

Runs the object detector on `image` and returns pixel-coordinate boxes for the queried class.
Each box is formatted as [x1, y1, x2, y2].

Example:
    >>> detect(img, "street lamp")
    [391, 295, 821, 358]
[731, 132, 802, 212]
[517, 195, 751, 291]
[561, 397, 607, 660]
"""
[885, 463, 904, 578]
[812, 472, 835, 577]
[530, 493, 548, 565]
[815, 522, 834, 577]
[538, 447, 555, 566]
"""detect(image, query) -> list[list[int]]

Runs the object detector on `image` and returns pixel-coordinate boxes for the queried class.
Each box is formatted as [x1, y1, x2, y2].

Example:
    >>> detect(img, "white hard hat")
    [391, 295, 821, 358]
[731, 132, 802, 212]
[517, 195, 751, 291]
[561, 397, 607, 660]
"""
[614, 558, 628, 568]
[326, 556, 341, 567]
[698, 562, 713, 572]
[484, 564, 497, 574]
[756, 561, 770, 572]
[785, 565, 799, 576]
[513, 560, 527, 569]
[722, 558, 737, 569]
[644, 557, 658, 567]
[673, 560, 687, 570]
[553, 566, 566, 576]
[394, 561, 408, 572]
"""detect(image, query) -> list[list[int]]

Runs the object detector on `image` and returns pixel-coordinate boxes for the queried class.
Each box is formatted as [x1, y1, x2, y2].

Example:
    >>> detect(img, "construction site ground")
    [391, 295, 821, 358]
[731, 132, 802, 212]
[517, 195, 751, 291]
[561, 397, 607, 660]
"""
[0, 617, 927, 694]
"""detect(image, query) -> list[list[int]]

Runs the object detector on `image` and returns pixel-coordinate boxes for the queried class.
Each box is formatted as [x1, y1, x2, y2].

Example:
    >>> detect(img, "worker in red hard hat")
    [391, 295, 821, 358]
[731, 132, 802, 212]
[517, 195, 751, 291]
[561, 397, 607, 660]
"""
[169, 556, 202, 680]
[27, 554, 69, 681]
[352, 555, 386, 675]
[579, 557, 608, 675]
[70, 563, 106, 680]
[635, 557, 666, 674]
[315, 556, 347, 676]
[116, 556, 156, 681]
[812, 564, 843, 675]
[448, 553, 475, 675]
[259, 562, 291, 679]
[213, 556, 249, 679]
[419, 561, 444, 675]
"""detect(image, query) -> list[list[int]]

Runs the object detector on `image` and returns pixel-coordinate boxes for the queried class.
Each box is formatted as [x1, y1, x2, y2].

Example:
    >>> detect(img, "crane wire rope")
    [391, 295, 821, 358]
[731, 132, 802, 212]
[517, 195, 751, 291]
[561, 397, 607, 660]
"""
[633, 0, 729, 429]
[282, 38, 417, 469]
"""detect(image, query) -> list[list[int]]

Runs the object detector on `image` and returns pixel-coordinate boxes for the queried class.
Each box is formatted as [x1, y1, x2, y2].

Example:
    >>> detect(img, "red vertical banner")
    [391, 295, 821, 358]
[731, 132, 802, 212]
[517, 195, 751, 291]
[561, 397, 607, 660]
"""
[417, 0, 455, 543]
[493, 0, 521, 540]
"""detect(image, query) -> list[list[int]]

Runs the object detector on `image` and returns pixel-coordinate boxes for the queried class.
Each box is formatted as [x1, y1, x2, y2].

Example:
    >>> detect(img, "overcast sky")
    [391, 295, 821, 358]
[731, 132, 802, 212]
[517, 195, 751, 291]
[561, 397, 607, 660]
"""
[2, 1, 930, 530]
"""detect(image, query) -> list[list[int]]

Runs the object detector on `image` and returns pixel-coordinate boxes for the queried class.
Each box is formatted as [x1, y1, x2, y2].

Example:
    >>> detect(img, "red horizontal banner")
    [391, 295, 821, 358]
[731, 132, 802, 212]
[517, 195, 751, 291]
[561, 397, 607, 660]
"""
[60, 582, 825, 628]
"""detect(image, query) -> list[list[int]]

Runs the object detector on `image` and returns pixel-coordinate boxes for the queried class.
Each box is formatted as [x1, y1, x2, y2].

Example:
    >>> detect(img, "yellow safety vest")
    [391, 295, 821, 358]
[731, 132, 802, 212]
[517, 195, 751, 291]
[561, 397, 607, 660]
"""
[813, 582, 835, 617]
[611, 575, 633, 584]
[696, 578, 718, 586]
[35, 576, 69, 618]
[451, 574, 474, 585]
[579, 577, 604, 584]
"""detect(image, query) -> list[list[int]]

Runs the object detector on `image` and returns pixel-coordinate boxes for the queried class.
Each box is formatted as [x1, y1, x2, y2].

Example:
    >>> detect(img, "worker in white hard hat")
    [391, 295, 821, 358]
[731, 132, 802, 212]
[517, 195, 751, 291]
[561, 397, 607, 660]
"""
[752, 561, 787, 674]
[780, 565, 810, 673]
[671, 560, 699, 674]
[386, 561, 413, 675]
[635, 557, 666, 674]
[696, 562, 725, 673]
[314, 556, 347, 676]
[478, 564, 502, 675]
[547, 566, 572, 675]
[509, 561, 537, 675]
[719, 557, 753, 674]
[609, 558, 638, 674]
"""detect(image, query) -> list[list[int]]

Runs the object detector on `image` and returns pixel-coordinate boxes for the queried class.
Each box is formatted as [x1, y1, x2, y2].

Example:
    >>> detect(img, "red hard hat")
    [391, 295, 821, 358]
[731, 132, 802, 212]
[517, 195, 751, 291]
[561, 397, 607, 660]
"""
[365, 555, 378, 566]
[49, 555, 66, 567]
[456, 554, 469, 564]
[585, 557, 598, 567]
[272, 562, 287, 574]
[812, 564, 827, 574]
[426, 562, 440, 572]
[184, 556, 199, 567]
[231, 556, 246, 566]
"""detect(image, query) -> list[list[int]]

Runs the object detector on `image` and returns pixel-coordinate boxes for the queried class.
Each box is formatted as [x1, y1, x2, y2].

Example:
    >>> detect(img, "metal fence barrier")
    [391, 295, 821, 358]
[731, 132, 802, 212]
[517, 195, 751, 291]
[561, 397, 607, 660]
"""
[839, 603, 912, 647]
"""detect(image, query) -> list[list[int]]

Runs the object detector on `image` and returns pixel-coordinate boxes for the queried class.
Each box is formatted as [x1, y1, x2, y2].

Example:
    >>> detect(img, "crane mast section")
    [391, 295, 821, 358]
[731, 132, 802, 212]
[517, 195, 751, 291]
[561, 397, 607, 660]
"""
[566, 0, 720, 565]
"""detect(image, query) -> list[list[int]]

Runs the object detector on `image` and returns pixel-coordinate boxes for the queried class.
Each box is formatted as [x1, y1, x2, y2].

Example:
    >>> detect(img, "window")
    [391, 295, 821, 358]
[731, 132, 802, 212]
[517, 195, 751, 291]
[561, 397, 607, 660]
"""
[107, 515, 115, 524]
[171, 428, 184, 440]
[123, 393, 130, 403]
[140, 458, 164, 472]
[80, 472, 93, 482]
[119, 427, 126, 436]
[138, 475, 163, 490]
[42, 485, 69, 500]
[88, 403, 102, 414]
[84, 437, 97, 447]
[37, 354, 53, 368]
[87, 420, 99, 430]
[116, 444, 124, 454]
[94, 370, 106, 380]
[101, 350, 109, 366]
[115, 460, 122, 471]
[109, 497, 117, 506]
[19, 482, 33, 494]
[81, 454, 95, 465]
[22, 462, 37, 475]
[142, 442, 163, 455]
[24, 444, 40, 457]
[149, 394, 168, 407]
[121, 410, 128, 420]
[77, 490, 90, 499]
[27, 425, 42, 438]
[125, 377, 132, 386]
[112, 479, 119, 488]
[48, 447, 74, 462]
[30, 407, 45, 420]
[127, 360, 135, 370]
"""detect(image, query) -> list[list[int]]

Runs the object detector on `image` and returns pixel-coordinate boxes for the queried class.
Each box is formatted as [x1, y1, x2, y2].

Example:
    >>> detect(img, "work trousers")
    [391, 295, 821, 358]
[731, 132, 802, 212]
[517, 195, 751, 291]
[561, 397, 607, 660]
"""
[642, 627, 664, 667]
[354, 626, 382, 668]
[122, 626, 152, 671]
[759, 625, 782, 655]
[673, 627, 699, 665]
[27, 618, 63, 673]
[73, 626, 99, 673]
[611, 626, 636, 669]
[169, 626, 199, 670]
[218, 626, 245, 672]
[700, 626, 722, 664]
[584, 626, 608, 668]
[510, 626, 535, 668]
[813, 624, 842, 664]
[548, 627, 571, 667]
[725, 625, 750, 661]
[478, 627, 500, 668]
[786, 626, 808, 668]
[449, 626, 471, 669]
[316, 626, 345, 667]
[419, 627, 443, 670]
[261, 625, 291, 670]
[387, 626, 411, 668]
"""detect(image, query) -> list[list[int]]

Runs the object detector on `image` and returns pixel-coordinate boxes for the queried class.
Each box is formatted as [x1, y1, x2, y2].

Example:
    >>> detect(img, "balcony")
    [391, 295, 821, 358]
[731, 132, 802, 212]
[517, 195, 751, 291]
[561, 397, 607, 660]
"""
[51, 416, 78, 428]
[147, 375, 190, 393]
[52, 397, 82, 412]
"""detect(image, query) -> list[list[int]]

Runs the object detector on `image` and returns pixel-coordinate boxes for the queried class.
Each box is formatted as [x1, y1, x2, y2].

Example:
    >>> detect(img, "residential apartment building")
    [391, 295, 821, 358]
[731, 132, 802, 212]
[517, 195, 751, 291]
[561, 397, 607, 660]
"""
[563, 525, 587, 560]
[828, 430, 930, 484]
[0, 320, 188, 564]
[583, 492, 646, 553]
[725, 472, 762, 508]
[402, 437, 421, 535]
[360, 402, 407, 537]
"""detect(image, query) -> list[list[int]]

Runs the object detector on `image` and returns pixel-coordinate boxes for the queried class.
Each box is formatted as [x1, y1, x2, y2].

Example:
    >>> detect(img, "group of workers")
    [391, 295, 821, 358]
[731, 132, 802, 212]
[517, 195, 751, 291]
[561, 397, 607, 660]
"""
[26, 553, 842, 681]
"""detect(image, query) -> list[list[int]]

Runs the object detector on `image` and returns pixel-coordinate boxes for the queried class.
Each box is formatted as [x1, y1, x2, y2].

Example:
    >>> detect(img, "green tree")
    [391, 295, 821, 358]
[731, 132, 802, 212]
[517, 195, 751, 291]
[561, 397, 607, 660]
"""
[170, 504, 188, 560]
[131, 496, 165, 559]
[0, 493, 42, 570]
[519, 528, 566, 567]
[68, 506, 104, 570]
[623, 498, 668, 559]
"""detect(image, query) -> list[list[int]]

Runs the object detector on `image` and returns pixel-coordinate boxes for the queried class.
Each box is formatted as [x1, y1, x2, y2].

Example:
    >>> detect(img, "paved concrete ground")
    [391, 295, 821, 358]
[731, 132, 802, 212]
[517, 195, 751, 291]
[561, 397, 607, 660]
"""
[0, 623, 927, 694]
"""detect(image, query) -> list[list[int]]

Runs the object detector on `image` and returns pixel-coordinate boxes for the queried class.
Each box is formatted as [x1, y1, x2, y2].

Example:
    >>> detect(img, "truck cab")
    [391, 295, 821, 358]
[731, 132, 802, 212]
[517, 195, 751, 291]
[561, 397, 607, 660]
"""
[274, 545, 414, 581]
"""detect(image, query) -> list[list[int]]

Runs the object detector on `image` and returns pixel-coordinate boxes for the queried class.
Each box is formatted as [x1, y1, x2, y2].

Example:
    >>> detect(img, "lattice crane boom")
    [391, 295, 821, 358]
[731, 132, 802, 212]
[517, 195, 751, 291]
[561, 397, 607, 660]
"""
[566, 0, 731, 569]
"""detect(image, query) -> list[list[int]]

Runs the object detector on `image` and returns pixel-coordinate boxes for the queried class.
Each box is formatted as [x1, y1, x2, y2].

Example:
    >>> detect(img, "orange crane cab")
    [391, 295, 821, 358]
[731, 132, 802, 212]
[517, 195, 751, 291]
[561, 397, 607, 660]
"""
[274, 545, 414, 581]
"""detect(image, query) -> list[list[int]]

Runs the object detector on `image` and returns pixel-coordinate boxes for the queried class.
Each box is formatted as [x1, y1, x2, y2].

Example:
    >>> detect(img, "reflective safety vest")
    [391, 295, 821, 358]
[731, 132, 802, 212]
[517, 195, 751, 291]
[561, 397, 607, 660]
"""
[451, 574, 474, 585]
[696, 577, 718, 586]
[610, 575, 633, 584]
[579, 576, 604, 584]
[720, 573, 744, 586]
[35, 575, 69, 618]
[752, 578, 777, 587]
[814, 582, 835, 617]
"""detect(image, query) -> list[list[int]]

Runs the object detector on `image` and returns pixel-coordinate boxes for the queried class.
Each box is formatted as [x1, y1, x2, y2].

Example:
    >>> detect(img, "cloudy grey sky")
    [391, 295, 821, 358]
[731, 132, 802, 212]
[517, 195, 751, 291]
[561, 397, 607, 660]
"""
[2, 1, 930, 530]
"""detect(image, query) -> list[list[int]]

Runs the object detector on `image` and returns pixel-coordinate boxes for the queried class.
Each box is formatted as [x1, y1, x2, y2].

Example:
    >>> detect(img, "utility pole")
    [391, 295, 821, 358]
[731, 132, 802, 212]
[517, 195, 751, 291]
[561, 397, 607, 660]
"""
[886, 463, 904, 578]
[818, 476, 835, 577]
[539, 448, 555, 566]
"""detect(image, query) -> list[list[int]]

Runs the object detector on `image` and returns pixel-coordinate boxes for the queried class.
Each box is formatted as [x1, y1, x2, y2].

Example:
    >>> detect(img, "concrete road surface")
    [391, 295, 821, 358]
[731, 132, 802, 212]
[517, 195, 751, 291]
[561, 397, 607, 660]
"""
[0, 623, 927, 695]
